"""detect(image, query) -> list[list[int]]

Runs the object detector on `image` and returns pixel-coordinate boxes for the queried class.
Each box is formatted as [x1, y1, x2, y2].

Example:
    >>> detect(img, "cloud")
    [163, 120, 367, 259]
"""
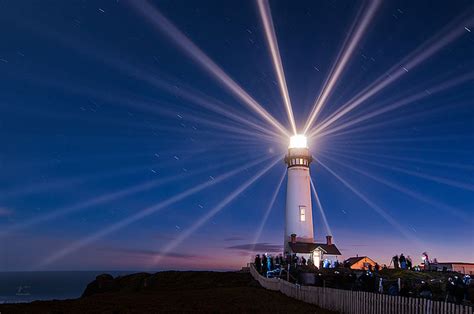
[223, 236, 246, 242]
[226, 243, 282, 253]
[100, 247, 197, 259]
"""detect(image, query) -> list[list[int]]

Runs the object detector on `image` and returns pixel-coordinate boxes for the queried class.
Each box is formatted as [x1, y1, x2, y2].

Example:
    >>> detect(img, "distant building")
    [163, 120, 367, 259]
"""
[344, 256, 377, 270]
[432, 262, 474, 275]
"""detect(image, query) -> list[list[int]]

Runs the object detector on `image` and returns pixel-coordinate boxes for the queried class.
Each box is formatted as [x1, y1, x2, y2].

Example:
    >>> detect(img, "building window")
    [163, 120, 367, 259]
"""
[299, 206, 306, 222]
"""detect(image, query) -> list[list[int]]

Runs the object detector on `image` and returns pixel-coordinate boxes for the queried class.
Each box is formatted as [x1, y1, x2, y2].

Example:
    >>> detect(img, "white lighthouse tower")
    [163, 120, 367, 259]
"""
[284, 135, 314, 253]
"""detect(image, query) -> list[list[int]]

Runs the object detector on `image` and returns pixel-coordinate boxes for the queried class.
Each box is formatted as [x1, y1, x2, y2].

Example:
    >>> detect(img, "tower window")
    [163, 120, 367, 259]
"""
[299, 206, 306, 222]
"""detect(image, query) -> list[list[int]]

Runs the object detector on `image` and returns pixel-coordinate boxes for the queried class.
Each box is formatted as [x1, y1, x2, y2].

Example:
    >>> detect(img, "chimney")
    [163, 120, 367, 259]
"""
[291, 234, 297, 244]
[326, 235, 333, 245]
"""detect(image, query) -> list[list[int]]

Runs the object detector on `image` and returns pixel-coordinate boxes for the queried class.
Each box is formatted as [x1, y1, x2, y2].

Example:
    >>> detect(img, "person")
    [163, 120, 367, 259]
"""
[292, 254, 298, 268]
[262, 254, 268, 275]
[454, 276, 465, 304]
[446, 277, 456, 302]
[255, 254, 262, 273]
[463, 275, 471, 301]
[422, 252, 430, 270]
[406, 256, 412, 270]
[392, 255, 399, 269]
[323, 259, 330, 269]
[374, 263, 380, 273]
[267, 254, 272, 272]
[399, 254, 406, 270]
[278, 254, 284, 267]
[301, 256, 306, 266]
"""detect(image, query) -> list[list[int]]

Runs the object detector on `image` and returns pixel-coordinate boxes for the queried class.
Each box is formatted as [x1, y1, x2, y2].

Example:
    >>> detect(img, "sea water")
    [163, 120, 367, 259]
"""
[0, 271, 134, 303]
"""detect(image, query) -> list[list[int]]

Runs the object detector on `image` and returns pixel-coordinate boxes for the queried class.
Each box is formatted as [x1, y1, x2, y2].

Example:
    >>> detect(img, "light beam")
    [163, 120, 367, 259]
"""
[303, 0, 381, 133]
[38, 155, 278, 267]
[324, 149, 474, 192]
[153, 158, 281, 265]
[257, 0, 297, 134]
[310, 12, 474, 135]
[310, 177, 333, 237]
[250, 169, 286, 253]
[319, 152, 471, 221]
[315, 158, 424, 248]
[128, 0, 290, 137]
[0, 152, 261, 238]
[313, 73, 474, 138]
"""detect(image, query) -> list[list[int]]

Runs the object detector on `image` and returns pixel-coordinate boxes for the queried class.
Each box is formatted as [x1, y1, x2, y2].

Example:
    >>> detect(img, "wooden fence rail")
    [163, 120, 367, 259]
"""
[249, 264, 473, 314]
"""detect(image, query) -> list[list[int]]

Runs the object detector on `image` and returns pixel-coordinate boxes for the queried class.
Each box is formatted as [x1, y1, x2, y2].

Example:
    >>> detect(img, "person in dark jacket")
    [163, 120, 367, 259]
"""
[392, 255, 399, 269]
[255, 254, 262, 273]
[301, 256, 306, 266]
[399, 254, 407, 270]
[406, 256, 413, 270]
[262, 254, 268, 275]
[374, 263, 380, 273]
[454, 276, 466, 304]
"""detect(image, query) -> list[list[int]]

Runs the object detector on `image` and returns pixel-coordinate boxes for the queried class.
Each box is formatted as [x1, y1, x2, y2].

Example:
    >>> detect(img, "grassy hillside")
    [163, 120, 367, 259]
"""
[0, 271, 335, 313]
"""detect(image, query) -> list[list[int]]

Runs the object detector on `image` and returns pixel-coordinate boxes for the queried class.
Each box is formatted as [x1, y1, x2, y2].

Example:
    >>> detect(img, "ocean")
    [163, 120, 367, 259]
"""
[0, 271, 135, 303]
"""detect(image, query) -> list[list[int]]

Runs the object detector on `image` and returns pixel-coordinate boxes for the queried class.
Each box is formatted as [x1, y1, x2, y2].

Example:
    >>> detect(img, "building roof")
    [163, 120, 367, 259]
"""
[288, 242, 341, 255]
[344, 256, 365, 266]
[344, 256, 376, 266]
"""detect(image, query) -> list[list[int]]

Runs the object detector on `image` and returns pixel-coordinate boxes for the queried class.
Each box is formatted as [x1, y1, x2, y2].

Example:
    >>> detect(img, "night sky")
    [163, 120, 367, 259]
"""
[0, 0, 473, 271]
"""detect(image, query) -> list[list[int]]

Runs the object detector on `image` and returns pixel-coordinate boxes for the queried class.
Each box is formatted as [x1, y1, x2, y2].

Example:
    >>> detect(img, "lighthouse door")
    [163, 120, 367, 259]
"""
[313, 250, 321, 268]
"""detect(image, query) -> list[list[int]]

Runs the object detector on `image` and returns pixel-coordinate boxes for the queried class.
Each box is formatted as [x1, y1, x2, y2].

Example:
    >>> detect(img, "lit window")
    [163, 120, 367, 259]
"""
[299, 206, 306, 222]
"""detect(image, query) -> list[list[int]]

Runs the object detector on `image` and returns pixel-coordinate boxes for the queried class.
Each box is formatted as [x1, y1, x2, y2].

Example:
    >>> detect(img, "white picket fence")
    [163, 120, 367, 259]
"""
[250, 264, 473, 314]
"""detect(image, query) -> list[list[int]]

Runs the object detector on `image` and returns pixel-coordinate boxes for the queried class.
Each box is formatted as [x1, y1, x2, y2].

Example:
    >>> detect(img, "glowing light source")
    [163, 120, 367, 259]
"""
[289, 135, 307, 149]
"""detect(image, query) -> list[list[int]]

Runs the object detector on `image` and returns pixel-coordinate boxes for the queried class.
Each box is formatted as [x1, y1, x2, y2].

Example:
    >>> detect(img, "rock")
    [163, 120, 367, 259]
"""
[81, 273, 117, 297]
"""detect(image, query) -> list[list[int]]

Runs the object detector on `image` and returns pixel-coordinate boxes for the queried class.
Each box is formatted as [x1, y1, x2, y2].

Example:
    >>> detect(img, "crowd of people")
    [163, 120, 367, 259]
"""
[254, 253, 310, 277]
[252, 252, 473, 304]
[391, 253, 413, 270]
[254, 253, 343, 278]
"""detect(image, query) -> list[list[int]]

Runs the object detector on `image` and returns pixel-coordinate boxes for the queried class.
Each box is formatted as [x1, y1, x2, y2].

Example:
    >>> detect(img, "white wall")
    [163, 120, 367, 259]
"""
[284, 165, 314, 252]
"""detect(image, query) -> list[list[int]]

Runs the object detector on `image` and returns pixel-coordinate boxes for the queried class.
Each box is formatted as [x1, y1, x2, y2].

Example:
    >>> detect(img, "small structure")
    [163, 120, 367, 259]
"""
[344, 256, 377, 270]
[431, 262, 474, 275]
[288, 234, 341, 268]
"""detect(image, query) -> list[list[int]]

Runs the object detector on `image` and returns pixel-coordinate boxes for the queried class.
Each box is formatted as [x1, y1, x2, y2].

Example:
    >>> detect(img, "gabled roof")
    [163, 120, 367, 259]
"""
[344, 256, 366, 266]
[288, 242, 341, 255]
[344, 256, 376, 266]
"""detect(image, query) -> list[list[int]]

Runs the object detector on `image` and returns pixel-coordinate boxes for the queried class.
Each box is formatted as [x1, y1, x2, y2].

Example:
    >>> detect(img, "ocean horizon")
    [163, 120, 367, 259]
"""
[0, 271, 138, 303]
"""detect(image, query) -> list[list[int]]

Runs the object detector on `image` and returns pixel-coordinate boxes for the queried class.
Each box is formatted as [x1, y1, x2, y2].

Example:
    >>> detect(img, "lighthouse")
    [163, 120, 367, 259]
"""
[283, 135, 314, 253]
[282, 135, 342, 267]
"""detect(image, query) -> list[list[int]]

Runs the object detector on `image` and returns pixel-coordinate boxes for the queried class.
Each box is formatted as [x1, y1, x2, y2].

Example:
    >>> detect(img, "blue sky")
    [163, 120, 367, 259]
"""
[0, 0, 473, 271]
